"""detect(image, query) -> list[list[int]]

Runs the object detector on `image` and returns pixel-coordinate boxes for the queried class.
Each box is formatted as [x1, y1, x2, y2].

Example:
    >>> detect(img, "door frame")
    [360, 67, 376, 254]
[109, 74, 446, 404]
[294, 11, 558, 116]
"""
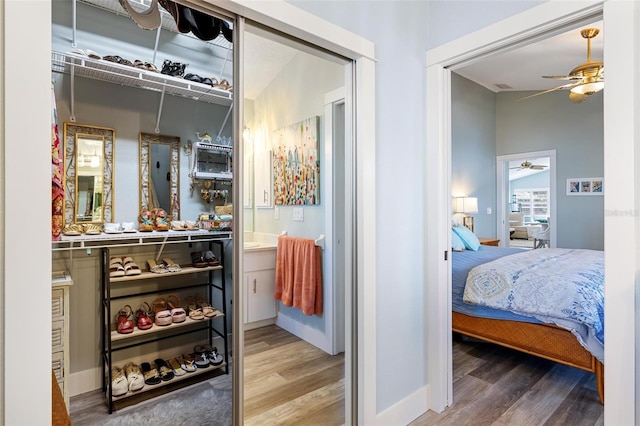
[496, 150, 556, 248]
[324, 86, 347, 356]
[425, 1, 638, 424]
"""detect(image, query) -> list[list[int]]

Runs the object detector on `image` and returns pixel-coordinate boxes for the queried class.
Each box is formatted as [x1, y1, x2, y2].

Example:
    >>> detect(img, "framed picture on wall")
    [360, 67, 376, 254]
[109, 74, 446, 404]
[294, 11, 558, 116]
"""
[566, 178, 604, 195]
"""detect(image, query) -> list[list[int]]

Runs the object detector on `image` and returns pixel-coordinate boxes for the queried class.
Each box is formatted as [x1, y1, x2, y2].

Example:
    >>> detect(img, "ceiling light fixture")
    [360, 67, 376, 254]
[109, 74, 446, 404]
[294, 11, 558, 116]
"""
[570, 77, 605, 96]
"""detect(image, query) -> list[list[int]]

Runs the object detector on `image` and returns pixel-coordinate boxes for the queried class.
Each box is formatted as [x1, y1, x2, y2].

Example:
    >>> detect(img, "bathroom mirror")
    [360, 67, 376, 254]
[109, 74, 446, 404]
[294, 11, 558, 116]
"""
[63, 123, 114, 225]
[139, 132, 180, 219]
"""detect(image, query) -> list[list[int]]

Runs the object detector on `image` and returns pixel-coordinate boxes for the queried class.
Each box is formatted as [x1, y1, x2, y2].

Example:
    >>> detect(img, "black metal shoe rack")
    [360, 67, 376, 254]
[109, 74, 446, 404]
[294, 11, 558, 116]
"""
[100, 240, 229, 413]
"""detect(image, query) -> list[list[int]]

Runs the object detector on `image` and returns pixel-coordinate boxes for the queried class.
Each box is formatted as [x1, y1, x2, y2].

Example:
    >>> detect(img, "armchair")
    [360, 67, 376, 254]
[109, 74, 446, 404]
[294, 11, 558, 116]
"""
[509, 212, 529, 239]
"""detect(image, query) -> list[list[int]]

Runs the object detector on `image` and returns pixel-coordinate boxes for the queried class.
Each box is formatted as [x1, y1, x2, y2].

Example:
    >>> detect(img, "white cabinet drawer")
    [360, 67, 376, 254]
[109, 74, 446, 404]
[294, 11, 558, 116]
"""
[52, 319, 65, 352]
[244, 250, 276, 272]
[51, 288, 65, 319]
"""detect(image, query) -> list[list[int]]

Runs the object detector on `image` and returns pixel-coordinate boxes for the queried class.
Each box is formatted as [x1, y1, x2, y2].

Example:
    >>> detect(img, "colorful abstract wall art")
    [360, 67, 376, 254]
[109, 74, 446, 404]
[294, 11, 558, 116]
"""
[272, 117, 320, 205]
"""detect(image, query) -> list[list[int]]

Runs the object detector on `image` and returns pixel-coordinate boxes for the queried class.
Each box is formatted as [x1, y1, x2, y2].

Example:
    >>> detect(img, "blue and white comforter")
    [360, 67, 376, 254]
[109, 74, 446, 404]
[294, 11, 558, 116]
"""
[463, 248, 604, 362]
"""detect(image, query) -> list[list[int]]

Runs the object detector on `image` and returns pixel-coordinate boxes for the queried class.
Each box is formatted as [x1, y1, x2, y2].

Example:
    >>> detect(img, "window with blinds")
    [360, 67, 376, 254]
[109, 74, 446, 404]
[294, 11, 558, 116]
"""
[514, 188, 549, 219]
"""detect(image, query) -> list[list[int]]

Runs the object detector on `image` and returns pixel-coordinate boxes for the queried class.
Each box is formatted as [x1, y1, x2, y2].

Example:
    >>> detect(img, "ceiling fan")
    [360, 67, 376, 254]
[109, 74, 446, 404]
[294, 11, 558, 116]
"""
[520, 28, 604, 103]
[510, 160, 548, 171]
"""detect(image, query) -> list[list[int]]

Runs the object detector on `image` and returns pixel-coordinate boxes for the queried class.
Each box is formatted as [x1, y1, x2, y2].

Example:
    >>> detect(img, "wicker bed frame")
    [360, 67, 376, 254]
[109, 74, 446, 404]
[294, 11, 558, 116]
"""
[452, 311, 604, 404]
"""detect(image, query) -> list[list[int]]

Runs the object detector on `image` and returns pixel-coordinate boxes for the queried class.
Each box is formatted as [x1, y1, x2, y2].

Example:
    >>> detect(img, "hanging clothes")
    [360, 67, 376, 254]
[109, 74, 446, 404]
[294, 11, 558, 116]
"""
[51, 82, 64, 241]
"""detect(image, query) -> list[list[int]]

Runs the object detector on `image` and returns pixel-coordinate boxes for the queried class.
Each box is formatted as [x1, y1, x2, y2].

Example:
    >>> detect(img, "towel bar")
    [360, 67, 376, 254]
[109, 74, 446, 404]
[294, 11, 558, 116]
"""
[279, 231, 325, 249]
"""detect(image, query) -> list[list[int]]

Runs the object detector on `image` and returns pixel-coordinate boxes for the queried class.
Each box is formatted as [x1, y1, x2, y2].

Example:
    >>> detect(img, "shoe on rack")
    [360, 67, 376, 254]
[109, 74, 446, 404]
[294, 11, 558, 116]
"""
[147, 259, 168, 274]
[203, 250, 220, 266]
[111, 366, 128, 396]
[167, 294, 186, 323]
[195, 295, 221, 318]
[138, 209, 155, 232]
[123, 257, 142, 276]
[153, 208, 170, 231]
[152, 297, 172, 326]
[135, 302, 154, 330]
[122, 222, 137, 233]
[162, 258, 182, 273]
[140, 362, 161, 385]
[116, 305, 135, 334]
[185, 296, 204, 320]
[181, 354, 197, 372]
[123, 362, 145, 392]
[191, 251, 208, 268]
[154, 359, 174, 381]
[193, 346, 210, 368]
[109, 257, 126, 278]
[208, 346, 224, 366]
[169, 358, 187, 376]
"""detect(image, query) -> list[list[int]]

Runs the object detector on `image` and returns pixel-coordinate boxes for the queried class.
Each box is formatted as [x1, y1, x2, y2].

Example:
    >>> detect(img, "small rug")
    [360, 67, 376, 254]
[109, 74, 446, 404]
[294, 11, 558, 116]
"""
[101, 381, 232, 426]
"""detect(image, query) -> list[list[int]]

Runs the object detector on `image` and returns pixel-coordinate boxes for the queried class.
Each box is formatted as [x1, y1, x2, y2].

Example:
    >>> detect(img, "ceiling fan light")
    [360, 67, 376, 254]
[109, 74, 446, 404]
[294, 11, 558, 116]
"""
[570, 80, 604, 95]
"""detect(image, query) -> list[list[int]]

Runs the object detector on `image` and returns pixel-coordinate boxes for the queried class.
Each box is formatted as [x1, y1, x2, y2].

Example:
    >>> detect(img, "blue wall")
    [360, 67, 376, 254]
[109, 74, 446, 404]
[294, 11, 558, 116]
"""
[451, 73, 497, 238]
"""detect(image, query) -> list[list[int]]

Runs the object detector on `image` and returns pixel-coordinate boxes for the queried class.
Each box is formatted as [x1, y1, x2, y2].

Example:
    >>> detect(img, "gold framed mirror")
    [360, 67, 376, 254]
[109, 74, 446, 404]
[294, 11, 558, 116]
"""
[63, 123, 114, 225]
[139, 132, 180, 219]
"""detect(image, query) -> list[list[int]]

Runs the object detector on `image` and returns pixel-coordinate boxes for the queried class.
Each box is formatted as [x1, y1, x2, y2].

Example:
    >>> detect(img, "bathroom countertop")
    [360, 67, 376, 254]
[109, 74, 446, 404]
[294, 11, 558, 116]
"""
[243, 241, 277, 252]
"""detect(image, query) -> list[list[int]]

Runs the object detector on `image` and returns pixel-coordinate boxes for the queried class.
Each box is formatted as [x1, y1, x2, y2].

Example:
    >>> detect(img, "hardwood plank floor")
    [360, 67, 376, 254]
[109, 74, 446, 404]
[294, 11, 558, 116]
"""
[68, 325, 345, 425]
[69, 328, 600, 425]
[243, 325, 345, 426]
[410, 334, 604, 426]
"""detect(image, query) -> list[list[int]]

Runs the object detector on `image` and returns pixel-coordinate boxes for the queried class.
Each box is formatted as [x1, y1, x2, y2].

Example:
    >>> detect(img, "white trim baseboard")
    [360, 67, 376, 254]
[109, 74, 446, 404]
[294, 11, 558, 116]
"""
[376, 385, 429, 426]
[276, 312, 332, 354]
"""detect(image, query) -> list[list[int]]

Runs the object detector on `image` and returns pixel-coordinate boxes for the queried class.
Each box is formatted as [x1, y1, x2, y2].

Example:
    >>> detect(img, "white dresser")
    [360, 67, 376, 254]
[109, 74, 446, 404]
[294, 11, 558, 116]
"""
[52, 272, 73, 408]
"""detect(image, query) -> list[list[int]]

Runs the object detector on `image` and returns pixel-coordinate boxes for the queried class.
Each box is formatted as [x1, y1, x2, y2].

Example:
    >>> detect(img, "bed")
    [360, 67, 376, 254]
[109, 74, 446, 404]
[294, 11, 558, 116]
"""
[451, 244, 604, 404]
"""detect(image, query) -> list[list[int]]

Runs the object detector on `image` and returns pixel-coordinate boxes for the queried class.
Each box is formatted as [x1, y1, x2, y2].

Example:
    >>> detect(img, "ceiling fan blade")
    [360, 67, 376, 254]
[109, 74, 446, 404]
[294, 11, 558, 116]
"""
[530, 165, 546, 170]
[509, 166, 523, 170]
[518, 82, 578, 101]
[542, 75, 583, 81]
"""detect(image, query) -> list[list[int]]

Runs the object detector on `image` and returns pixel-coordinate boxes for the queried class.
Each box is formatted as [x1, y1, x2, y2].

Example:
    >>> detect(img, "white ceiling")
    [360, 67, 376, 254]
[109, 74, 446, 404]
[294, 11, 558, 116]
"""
[244, 32, 298, 100]
[455, 22, 603, 93]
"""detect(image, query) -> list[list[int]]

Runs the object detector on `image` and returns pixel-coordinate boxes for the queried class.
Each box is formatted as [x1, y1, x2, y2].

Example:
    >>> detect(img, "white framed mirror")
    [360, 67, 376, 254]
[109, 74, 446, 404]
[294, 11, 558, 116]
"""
[139, 132, 180, 219]
[63, 123, 114, 225]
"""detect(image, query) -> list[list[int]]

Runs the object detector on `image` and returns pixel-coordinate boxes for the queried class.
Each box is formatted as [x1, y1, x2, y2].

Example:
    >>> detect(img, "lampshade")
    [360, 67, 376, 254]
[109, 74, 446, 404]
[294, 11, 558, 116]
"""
[453, 197, 478, 214]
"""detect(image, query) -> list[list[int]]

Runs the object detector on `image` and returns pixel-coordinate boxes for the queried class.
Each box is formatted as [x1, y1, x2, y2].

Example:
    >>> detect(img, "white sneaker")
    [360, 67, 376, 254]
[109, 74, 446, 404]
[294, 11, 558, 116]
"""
[111, 366, 128, 396]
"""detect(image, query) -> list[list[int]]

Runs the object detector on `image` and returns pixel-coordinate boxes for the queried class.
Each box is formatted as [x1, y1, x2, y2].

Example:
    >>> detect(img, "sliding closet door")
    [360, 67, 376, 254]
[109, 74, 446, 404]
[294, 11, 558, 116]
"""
[240, 21, 352, 424]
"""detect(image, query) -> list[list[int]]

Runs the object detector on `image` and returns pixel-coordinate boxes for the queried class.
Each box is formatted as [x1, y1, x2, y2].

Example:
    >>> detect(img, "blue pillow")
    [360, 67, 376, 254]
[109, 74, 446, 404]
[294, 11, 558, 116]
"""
[451, 230, 466, 251]
[452, 226, 481, 251]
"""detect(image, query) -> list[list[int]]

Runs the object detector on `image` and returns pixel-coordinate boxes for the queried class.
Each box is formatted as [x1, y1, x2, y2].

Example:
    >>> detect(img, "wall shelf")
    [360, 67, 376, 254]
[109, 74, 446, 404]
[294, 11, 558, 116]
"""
[52, 229, 231, 251]
[52, 50, 233, 107]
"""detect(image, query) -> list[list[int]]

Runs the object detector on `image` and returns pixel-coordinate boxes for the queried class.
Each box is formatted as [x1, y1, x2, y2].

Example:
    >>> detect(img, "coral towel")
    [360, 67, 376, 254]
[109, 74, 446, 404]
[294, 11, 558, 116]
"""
[275, 235, 323, 316]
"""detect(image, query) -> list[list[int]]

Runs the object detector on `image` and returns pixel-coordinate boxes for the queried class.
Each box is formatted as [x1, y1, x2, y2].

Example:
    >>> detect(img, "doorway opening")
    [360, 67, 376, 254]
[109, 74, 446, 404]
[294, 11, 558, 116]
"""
[497, 150, 556, 250]
[424, 2, 633, 418]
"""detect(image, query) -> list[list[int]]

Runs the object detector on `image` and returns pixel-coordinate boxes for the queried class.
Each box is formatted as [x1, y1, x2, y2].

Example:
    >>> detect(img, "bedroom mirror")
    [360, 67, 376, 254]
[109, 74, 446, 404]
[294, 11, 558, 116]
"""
[63, 123, 114, 225]
[139, 132, 180, 219]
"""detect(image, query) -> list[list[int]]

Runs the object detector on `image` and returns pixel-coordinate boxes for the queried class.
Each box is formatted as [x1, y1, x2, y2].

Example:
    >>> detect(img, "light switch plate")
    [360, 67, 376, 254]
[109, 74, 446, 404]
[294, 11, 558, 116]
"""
[293, 207, 304, 221]
[274, 206, 279, 219]
[487, 207, 492, 214]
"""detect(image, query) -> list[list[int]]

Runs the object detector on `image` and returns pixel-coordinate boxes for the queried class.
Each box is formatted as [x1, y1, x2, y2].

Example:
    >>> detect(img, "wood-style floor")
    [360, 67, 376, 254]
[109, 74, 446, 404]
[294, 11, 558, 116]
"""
[68, 328, 602, 425]
[410, 334, 604, 425]
[68, 325, 345, 425]
[243, 325, 345, 425]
